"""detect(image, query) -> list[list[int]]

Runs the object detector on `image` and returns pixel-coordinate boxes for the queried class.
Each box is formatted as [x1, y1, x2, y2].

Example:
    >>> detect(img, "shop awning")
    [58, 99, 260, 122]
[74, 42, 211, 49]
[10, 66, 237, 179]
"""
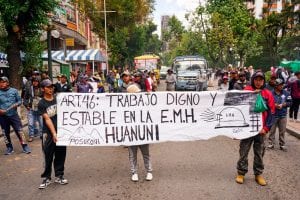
[280, 60, 300, 72]
[42, 49, 107, 62]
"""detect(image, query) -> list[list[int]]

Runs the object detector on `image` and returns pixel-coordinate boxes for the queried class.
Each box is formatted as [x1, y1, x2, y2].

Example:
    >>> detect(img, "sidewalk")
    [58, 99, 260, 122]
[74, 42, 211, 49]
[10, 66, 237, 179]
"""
[286, 120, 300, 139]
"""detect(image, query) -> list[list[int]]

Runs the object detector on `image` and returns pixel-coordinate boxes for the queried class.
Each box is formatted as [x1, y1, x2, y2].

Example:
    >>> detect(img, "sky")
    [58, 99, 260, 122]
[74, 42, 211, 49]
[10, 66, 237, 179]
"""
[152, 0, 206, 37]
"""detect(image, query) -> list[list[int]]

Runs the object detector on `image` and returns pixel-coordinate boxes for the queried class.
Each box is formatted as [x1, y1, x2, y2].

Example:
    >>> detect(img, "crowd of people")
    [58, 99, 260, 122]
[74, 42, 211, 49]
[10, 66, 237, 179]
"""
[0, 64, 299, 189]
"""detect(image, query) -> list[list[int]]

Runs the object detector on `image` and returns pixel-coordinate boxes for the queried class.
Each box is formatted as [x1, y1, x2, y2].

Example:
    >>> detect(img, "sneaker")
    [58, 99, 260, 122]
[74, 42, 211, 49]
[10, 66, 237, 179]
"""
[255, 175, 267, 186]
[4, 147, 14, 155]
[235, 174, 244, 184]
[145, 172, 153, 181]
[131, 173, 139, 182]
[280, 146, 288, 152]
[267, 144, 274, 149]
[28, 137, 33, 142]
[22, 145, 31, 154]
[39, 178, 51, 189]
[54, 176, 68, 185]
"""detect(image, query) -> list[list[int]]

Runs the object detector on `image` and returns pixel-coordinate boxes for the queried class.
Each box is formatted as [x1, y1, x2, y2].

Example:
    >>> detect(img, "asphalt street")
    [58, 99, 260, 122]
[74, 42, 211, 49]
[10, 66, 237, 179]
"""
[0, 80, 299, 200]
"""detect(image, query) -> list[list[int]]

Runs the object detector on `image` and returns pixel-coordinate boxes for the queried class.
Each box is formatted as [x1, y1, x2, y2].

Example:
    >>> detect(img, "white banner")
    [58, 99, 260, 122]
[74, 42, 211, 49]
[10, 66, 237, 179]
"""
[57, 91, 262, 146]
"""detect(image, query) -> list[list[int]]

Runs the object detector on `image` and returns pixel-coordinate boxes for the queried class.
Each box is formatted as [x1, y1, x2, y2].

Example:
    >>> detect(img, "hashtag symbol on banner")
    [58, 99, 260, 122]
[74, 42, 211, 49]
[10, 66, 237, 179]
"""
[250, 114, 261, 132]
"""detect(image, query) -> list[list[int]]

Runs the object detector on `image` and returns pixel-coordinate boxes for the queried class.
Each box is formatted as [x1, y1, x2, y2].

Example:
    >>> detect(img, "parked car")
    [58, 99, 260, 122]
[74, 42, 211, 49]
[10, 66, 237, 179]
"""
[160, 66, 169, 79]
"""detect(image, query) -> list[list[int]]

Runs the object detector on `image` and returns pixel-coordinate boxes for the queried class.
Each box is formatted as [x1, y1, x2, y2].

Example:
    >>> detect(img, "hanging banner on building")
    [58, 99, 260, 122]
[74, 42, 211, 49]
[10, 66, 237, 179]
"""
[56, 91, 262, 146]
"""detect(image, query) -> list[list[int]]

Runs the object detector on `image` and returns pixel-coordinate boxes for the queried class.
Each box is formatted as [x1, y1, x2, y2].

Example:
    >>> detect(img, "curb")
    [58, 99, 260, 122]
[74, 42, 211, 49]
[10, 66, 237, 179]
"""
[286, 126, 300, 139]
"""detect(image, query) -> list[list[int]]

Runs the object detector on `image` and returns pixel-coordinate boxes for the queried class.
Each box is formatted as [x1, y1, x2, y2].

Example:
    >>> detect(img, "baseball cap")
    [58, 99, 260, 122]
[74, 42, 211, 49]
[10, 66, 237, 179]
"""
[61, 74, 67, 78]
[121, 71, 131, 77]
[275, 78, 284, 86]
[239, 72, 246, 77]
[32, 77, 40, 82]
[252, 71, 265, 79]
[0, 76, 9, 82]
[127, 84, 141, 93]
[40, 79, 53, 87]
[32, 71, 40, 75]
[133, 72, 143, 77]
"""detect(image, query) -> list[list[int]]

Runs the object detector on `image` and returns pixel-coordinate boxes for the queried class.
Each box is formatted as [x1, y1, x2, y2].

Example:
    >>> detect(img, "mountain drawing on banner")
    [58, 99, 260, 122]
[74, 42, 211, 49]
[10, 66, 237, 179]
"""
[58, 126, 87, 142]
[89, 129, 105, 143]
[58, 126, 105, 144]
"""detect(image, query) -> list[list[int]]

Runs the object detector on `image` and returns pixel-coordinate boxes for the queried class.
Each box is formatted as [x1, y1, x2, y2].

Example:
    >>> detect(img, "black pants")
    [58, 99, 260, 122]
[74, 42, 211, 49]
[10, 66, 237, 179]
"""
[289, 98, 300, 120]
[41, 133, 66, 179]
[237, 134, 265, 176]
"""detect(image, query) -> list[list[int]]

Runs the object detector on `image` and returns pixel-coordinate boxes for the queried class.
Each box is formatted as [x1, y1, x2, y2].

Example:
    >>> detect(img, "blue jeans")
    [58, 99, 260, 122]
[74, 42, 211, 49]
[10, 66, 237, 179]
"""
[0, 114, 27, 148]
[27, 109, 43, 137]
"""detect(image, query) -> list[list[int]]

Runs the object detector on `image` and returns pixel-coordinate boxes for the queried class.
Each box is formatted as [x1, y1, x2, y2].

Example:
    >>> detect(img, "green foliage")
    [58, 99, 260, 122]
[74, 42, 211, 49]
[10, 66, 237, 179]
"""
[205, 0, 260, 68]
[278, 35, 300, 60]
[22, 35, 46, 73]
[0, 0, 58, 87]
[75, 0, 157, 67]
[253, 0, 300, 67]
[0, 0, 57, 37]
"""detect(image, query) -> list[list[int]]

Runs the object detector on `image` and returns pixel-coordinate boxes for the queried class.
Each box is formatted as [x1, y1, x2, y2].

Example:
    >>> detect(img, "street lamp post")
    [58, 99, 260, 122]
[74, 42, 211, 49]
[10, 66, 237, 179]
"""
[44, 19, 60, 80]
[104, 0, 108, 75]
[47, 30, 52, 80]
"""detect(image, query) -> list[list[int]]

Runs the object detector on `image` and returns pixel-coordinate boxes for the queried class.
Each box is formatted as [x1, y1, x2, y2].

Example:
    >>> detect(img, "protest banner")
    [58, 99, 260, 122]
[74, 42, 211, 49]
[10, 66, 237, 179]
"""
[56, 91, 262, 146]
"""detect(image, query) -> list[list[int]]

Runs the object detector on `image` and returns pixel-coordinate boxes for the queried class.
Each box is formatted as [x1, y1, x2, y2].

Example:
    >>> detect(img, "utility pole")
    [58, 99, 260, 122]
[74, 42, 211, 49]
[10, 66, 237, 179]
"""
[92, 0, 116, 75]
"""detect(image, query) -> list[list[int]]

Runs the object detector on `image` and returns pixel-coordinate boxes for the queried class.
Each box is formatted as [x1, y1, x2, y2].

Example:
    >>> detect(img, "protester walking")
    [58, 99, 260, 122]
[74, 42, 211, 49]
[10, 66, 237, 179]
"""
[77, 75, 93, 93]
[235, 71, 275, 186]
[38, 79, 68, 189]
[228, 70, 238, 90]
[54, 74, 72, 93]
[0, 76, 31, 155]
[218, 76, 229, 91]
[165, 69, 176, 91]
[267, 79, 291, 151]
[233, 72, 249, 90]
[23, 77, 43, 141]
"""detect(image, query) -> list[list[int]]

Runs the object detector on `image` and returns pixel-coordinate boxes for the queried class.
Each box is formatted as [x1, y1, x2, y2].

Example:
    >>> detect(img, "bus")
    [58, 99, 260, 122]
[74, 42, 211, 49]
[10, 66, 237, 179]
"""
[134, 54, 160, 82]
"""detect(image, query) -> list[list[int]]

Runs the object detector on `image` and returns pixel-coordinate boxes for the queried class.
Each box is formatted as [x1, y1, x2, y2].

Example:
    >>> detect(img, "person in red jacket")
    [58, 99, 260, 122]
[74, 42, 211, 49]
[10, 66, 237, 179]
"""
[235, 71, 275, 186]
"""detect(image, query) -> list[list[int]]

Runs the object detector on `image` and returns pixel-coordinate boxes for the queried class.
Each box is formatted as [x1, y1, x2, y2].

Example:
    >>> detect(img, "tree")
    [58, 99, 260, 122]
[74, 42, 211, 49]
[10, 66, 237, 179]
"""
[258, 0, 300, 66]
[204, 0, 260, 68]
[75, 0, 156, 67]
[0, 0, 57, 89]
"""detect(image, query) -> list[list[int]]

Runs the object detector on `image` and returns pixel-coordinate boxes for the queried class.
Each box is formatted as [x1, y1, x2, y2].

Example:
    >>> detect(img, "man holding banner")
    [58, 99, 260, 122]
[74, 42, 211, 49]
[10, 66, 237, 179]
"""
[38, 79, 68, 189]
[235, 71, 275, 186]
